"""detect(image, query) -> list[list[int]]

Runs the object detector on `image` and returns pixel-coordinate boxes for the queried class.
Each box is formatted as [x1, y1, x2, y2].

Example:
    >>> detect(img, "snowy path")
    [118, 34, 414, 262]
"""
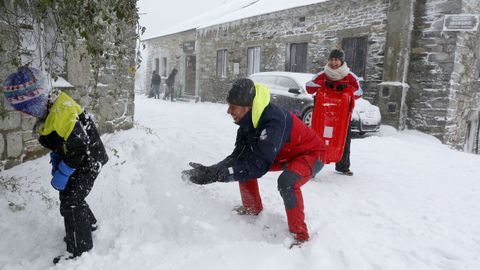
[1, 95, 479, 270]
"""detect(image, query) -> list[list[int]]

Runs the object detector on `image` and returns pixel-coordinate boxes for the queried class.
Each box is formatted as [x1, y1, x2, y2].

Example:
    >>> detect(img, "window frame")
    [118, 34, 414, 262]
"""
[476, 46, 480, 80]
[342, 36, 368, 78]
[247, 46, 261, 76]
[161, 57, 167, 77]
[154, 58, 159, 74]
[216, 49, 227, 78]
[286, 42, 308, 73]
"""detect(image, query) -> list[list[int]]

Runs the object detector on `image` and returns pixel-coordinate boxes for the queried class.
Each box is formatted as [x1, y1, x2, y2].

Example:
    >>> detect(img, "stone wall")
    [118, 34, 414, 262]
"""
[443, 0, 480, 149]
[407, 0, 461, 140]
[0, 28, 136, 170]
[407, 0, 480, 149]
[143, 30, 197, 96]
[196, 0, 389, 103]
[376, 0, 415, 129]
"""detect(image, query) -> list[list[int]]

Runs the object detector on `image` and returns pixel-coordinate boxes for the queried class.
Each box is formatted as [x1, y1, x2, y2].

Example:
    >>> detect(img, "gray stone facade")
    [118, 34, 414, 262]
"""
[0, 25, 136, 170]
[144, 0, 480, 153]
[406, 0, 480, 150]
[143, 30, 197, 97]
[195, 0, 389, 102]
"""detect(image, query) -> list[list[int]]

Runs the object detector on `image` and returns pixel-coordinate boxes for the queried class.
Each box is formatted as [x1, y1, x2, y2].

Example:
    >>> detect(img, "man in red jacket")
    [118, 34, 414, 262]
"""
[182, 78, 324, 246]
[306, 49, 361, 175]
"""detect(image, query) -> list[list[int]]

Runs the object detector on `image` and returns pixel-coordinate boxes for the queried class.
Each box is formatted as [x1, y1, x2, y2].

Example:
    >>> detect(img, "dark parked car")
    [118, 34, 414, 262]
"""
[249, 71, 381, 134]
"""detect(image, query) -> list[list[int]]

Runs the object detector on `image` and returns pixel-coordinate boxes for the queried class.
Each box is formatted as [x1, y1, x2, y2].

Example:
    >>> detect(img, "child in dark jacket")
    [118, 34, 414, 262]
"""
[2, 66, 108, 264]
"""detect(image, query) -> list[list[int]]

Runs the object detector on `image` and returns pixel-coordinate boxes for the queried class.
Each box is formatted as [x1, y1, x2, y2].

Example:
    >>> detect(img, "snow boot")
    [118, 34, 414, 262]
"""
[232, 205, 260, 216]
[283, 234, 307, 249]
[53, 252, 76, 264]
[289, 239, 306, 249]
[336, 169, 353, 176]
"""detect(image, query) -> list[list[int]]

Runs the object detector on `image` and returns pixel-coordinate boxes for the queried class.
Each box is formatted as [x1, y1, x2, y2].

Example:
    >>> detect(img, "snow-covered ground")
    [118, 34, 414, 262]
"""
[1, 95, 479, 270]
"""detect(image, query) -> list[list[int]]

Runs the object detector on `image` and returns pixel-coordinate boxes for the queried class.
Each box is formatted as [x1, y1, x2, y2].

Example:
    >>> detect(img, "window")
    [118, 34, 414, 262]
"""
[475, 46, 480, 79]
[287, 43, 308, 73]
[465, 117, 480, 154]
[154, 58, 159, 74]
[261, 76, 277, 85]
[247, 47, 261, 76]
[388, 103, 397, 113]
[161, 57, 167, 77]
[342, 36, 368, 78]
[276, 77, 298, 89]
[293, 16, 306, 27]
[382, 87, 390, 98]
[217, 49, 227, 77]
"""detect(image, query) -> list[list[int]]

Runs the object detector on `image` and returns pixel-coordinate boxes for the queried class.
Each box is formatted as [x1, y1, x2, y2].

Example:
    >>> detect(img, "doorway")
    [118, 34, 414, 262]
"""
[287, 43, 308, 73]
[185, 55, 196, 96]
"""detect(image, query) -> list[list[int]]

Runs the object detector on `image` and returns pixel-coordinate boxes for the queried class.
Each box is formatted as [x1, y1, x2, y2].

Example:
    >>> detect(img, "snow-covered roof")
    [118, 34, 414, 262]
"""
[144, 0, 329, 40]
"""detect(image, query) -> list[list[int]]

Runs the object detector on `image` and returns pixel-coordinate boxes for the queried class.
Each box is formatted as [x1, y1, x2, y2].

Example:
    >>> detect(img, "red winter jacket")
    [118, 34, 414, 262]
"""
[216, 104, 322, 182]
[306, 71, 360, 112]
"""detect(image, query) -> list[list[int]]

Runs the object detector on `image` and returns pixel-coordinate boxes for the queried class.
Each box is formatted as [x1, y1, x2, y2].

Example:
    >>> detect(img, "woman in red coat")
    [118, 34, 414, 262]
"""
[306, 49, 360, 175]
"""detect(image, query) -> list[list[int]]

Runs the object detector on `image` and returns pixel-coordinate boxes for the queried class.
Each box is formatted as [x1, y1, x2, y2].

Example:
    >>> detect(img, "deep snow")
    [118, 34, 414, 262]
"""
[1, 95, 479, 270]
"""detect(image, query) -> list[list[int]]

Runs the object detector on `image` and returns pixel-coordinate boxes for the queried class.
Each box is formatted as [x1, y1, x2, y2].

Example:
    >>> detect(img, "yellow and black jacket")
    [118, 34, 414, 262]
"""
[37, 92, 108, 170]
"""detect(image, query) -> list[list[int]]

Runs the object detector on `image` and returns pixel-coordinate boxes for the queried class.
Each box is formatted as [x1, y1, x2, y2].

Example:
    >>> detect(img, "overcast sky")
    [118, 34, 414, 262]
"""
[137, 0, 229, 39]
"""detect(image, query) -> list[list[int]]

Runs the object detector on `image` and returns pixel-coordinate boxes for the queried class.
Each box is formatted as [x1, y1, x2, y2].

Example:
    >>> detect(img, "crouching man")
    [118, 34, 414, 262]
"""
[182, 78, 324, 245]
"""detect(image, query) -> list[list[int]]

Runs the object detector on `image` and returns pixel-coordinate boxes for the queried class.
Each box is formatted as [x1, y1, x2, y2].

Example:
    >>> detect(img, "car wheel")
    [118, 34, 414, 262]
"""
[302, 107, 313, 127]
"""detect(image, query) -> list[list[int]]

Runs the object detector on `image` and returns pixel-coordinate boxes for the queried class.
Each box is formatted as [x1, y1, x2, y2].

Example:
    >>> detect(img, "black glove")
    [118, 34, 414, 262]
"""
[325, 80, 334, 89]
[336, 84, 346, 91]
[181, 162, 219, 185]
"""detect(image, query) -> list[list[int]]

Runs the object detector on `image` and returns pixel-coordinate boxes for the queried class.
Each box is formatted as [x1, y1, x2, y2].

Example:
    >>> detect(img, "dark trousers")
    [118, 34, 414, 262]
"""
[152, 85, 160, 99]
[164, 85, 174, 101]
[336, 123, 351, 172]
[59, 167, 99, 256]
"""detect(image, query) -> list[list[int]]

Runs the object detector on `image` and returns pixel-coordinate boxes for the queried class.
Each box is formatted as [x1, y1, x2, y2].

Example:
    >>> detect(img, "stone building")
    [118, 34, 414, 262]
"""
[143, 0, 480, 153]
[143, 29, 197, 98]
[0, 16, 136, 170]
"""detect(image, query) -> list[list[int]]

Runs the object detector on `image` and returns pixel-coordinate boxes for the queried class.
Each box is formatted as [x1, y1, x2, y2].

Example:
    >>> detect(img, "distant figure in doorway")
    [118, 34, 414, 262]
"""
[151, 71, 161, 99]
[164, 68, 178, 101]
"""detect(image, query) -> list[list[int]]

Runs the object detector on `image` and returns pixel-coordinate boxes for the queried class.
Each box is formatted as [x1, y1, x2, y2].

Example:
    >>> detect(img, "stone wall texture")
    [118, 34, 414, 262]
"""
[407, 0, 480, 149]
[196, 0, 389, 103]
[143, 30, 197, 96]
[0, 25, 136, 170]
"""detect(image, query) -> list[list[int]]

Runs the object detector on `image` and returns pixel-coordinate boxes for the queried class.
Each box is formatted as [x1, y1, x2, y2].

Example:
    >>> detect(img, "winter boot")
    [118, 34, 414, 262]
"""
[53, 252, 76, 264]
[336, 169, 353, 176]
[232, 205, 260, 216]
[288, 238, 306, 249]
